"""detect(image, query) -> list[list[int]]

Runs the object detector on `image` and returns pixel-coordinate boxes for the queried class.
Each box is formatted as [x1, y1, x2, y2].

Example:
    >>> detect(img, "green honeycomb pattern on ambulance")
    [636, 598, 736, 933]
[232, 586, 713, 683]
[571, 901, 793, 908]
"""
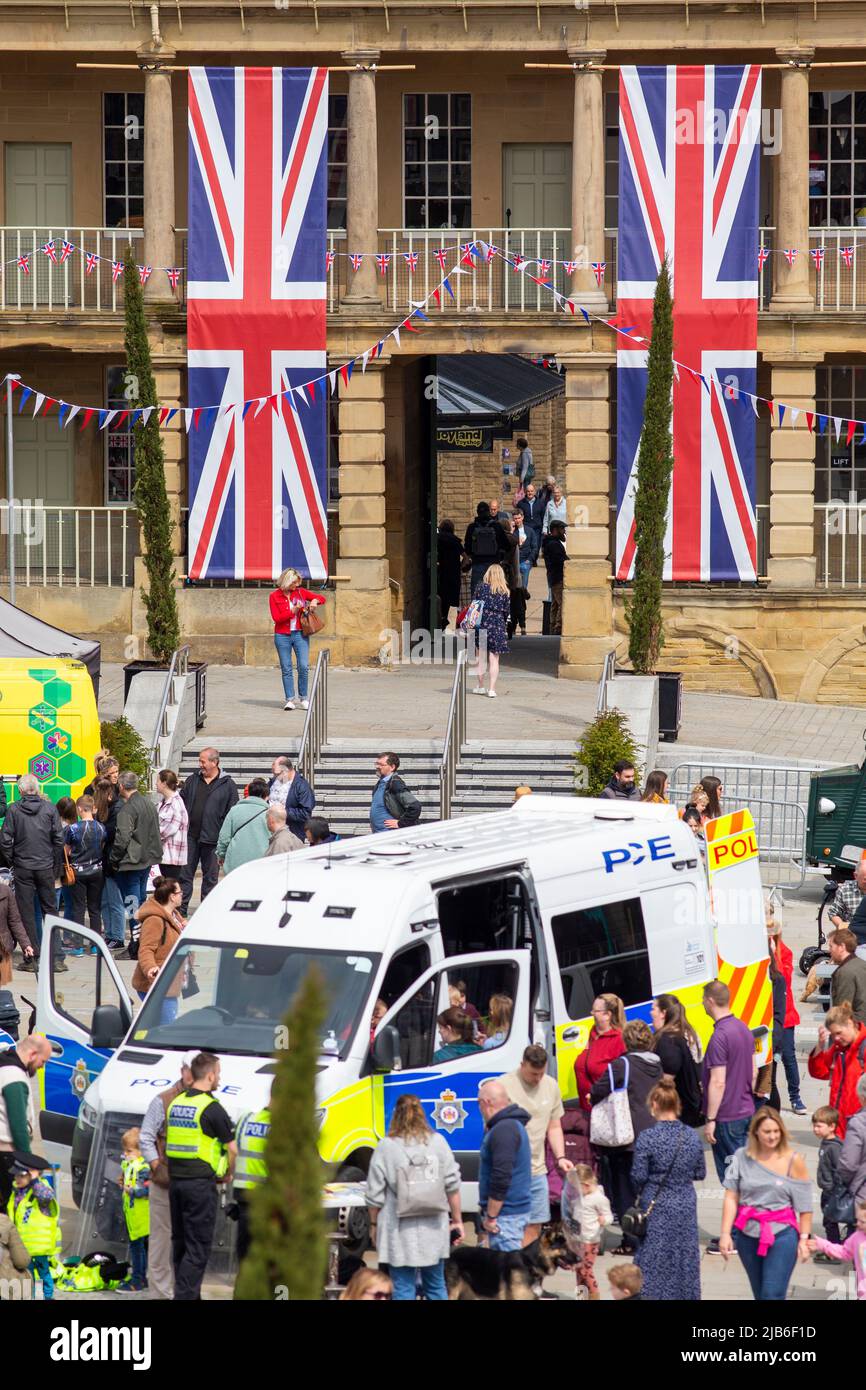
[28, 703, 57, 734]
[44, 727, 73, 756]
[29, 753, 57, 781]
[42, 678, 73, 709]
[57, 751, 87, 784]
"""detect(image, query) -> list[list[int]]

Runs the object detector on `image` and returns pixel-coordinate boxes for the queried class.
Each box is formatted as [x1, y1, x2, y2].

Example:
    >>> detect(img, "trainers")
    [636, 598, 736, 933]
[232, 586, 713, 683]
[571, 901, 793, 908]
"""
[471, 686, 486, 696]
[300, 699, 309, 709]
[790, 1099, 808, 1116]
[107, 940, 126, 951]
[54, 958, 69, 973]
[17, 958, 37, 973]
[65, 947, 84, 958]
[487, 689, 497, 698]
[90, 945, 100, 956]
[283, 700, 295, 710]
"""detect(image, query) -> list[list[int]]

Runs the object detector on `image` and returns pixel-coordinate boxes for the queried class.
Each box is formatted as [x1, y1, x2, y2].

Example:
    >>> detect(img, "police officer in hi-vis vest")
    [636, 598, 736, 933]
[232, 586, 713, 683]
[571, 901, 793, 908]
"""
[165, 1051, 237, 1300]
[233, 1105, 271, 1261]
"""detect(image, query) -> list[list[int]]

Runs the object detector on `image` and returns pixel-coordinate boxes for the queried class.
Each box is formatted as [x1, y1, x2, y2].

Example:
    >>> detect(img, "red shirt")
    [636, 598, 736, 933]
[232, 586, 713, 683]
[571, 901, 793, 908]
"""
[574, 1026, 626, 1112]
[777, 939, 801, 1030]
[808, 1021, 866, 1137]
[269, 587, 322, 635]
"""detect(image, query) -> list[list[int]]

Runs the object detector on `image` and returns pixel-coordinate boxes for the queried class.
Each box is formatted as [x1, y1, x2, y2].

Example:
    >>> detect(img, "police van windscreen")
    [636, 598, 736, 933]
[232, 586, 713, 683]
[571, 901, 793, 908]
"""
[131, 941, 381, 1058]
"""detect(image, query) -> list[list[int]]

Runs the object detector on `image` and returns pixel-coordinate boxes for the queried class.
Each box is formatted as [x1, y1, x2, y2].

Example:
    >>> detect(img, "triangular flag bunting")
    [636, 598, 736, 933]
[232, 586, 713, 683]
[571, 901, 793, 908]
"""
[32, 393, 45, 417]
[328, 371, 337, 394]
[805, 412, 814, 433]
[777, 403, 786, 427]
[80, 408, 94, 431]
[847, 418, 857, 446]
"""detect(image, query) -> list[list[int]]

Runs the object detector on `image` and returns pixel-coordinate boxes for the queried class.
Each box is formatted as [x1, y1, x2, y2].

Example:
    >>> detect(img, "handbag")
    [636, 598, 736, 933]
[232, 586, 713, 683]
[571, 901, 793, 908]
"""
[299, 602, 324, 637]
[621, 1127, 686, 1241]
[182, 965, 200, 1000]
[395, 1143, 449, 1219]
[459, 598, 485, 633]
[61, 845, 76, 887]
[590, 1059, 634, 1148]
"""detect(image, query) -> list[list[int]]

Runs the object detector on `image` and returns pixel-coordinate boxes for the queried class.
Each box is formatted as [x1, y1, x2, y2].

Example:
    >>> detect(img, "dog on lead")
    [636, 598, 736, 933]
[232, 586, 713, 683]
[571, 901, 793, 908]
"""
[445, 1224, 571, 1300]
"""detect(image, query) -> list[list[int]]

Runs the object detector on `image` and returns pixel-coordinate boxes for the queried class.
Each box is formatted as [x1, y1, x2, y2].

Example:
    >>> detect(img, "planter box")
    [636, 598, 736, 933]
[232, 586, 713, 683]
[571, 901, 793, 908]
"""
[123, 659, 208, 731]
[656, 671, 683, 742]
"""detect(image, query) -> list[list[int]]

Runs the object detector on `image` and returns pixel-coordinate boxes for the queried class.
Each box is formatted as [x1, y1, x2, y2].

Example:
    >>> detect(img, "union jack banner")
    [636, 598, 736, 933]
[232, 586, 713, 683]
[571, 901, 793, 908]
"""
[537, 259, 551, 279]
[840, 244, 855, 269]
[485, 243, 498, 262]
[325, 250, 335, 271]
[59, 239, 75, 263]
[85, 252, 99, 275]
[563, 259, 578, 276]
[616, 65, 761, 582]
[810, 246, 825, 273]
[757, 246, 769, 271]
[349, 252, 363, 271]
[591, 261, 606, 286]
[41, 240, 57, 263]
[434, 248, 449, 271]
[111, 261, 123, 283]
[511, 253, 525, 270]
[783, 247, 798, 267]
[187, 66, 328, 580]
[138, 265, 153, 285]
[17, 254, 30, 275]
[403, 251, 418, 272]
[166, 266, 182, 290]
[460, 241, 476, 264]
[376, 253, 391, 275]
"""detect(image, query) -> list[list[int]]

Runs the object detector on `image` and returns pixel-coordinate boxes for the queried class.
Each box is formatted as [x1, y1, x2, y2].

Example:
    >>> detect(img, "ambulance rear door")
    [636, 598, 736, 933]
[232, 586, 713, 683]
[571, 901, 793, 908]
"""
[36, 916, 134, 1154]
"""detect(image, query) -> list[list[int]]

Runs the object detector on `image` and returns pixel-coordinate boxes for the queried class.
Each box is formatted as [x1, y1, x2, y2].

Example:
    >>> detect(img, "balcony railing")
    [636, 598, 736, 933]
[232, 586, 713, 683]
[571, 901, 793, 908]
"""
[816, 501, 866, 587]
[0, 228, 187, 312]
[757, 228, 866, 312]
[327, 228, 619, 314]
[0, 505, 138, 587]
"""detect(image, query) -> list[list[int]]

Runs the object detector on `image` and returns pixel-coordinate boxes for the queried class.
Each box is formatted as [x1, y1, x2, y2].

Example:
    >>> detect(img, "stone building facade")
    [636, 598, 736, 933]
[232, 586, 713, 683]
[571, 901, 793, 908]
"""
[1, 3, 866, 700]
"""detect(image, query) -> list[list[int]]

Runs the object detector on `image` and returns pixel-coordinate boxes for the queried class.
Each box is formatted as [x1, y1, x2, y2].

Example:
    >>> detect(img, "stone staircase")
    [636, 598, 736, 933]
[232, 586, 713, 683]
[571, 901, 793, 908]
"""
[180, 737, 577, 838]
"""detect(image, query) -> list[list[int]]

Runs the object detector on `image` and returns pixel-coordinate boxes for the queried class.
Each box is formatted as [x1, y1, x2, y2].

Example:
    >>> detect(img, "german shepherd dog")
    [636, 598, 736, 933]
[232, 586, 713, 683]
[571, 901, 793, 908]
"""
[445, 1223, 571, 1300]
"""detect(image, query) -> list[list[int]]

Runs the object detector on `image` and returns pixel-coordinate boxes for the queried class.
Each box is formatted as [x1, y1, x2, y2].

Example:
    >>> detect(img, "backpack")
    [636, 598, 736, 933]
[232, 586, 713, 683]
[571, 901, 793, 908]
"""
[471, 521, 498, 559]
[395, 1142, 449, 1219]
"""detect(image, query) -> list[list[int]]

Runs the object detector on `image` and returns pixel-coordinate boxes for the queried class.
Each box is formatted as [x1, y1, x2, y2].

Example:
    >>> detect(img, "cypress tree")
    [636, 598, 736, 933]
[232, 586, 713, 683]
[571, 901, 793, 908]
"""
[626, 258, 674, 675]
[234, 967, 329, 1301]
[123, 243, 180, 662]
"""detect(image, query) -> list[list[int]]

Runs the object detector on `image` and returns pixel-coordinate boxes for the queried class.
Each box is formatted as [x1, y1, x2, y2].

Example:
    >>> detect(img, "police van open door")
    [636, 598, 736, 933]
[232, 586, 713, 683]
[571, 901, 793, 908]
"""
[36, 917, 133, 1161]
[364, 949, 531, 1202]
[705, 809, 772, 1063]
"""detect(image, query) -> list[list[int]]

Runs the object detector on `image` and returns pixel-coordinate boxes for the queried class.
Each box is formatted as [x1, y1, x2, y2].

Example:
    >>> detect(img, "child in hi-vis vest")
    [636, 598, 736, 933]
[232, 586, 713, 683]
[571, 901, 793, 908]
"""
[7, 1152, 61, 1299]
[119, 1127, 150, 1291]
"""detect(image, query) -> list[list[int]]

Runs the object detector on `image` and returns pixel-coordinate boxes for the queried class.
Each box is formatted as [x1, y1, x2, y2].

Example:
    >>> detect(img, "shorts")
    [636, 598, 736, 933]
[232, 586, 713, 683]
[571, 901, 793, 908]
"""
[488, 1212, 529, 1252]
[528, 1172, 551, 1225]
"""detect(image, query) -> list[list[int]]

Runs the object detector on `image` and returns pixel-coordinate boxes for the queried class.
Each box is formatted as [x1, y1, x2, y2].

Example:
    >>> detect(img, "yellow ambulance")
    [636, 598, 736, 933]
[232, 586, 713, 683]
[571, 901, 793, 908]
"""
[0, 658, 101, 808]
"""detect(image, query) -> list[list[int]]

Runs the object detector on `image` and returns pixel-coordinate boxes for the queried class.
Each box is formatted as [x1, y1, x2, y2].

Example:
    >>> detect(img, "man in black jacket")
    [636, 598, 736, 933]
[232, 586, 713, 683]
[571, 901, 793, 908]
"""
[369, 753, 422, 833]
[179, 748, 239, 914]
[541, 519, 567, 635]
[0, 775, 64, 965]
[600, 760, 642, 801]
[464, 502, 508, 598]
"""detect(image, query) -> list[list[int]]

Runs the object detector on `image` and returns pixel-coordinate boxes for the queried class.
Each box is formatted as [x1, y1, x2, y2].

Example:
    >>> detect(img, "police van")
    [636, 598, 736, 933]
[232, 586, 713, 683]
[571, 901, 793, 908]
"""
[37, 796, 770, 1239]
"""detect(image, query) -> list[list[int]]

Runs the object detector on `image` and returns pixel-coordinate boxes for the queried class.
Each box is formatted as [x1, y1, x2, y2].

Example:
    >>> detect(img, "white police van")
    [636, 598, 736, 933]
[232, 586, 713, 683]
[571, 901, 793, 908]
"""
[37, 796, 766, 1241]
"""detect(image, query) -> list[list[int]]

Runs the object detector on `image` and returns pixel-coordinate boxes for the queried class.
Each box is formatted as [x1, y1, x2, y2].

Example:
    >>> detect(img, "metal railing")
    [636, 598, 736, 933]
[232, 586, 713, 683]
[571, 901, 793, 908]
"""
[297, 648, 330, 790]
[596, 649, 617, 716]
[0, 505, 138, 587]
[149, 645, 190, 776]
[439, 649, 468, 820]
[817, 501, 866, 587]
[0, 228, 186, 313]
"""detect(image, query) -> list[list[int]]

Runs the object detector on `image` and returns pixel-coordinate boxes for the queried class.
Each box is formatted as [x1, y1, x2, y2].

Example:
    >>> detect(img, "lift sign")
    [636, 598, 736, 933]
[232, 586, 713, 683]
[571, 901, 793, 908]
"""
[707, 828, 759, 875]
[602, 836, 675, 873]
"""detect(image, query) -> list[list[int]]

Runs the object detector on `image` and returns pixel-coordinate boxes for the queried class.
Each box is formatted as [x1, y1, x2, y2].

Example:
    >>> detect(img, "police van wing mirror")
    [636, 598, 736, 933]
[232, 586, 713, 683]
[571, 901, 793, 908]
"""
[91, 1005, 126, 1049]
[371, 1025, 401, 1073]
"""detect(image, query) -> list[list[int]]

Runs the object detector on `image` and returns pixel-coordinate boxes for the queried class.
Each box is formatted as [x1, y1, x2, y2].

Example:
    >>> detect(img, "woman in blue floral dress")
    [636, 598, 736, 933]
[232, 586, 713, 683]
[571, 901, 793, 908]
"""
[630, 1078, 705, 1300]
[469, 564, 510, 698]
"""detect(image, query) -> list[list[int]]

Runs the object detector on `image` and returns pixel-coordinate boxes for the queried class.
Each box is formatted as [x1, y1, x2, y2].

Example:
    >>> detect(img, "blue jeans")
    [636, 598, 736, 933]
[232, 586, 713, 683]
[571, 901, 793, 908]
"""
[734, 1223, 799, 1301]
[274, 632, 309, 701]
[779, 1026, 802, 1104]
[129, 1235, 149, 1288]
[519, 560, 531, 589]
[711, 1115, 752, 1184]
[31, 1254, 54, 1299]
[488, 1212, 529, 1252]
[137, 989, 179, 1027]
[390, 1261, 447, 1301]
[101, 875, 127, 945]
[115, 869, 150, 938]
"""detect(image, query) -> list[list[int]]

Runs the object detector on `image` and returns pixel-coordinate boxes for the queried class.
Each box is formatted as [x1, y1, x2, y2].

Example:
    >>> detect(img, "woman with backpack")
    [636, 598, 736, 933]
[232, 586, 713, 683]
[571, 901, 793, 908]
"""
[366, 1094, 463, 1301]
[131, 876, 185, 1026]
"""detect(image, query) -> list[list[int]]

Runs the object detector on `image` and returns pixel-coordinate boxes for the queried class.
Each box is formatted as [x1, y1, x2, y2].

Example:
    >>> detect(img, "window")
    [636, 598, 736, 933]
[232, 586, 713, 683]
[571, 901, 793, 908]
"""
[815, 364, 866, 502]
[377, 942, 431, 1012]
[327, 94, 348, 230]
[51, 928, 129, 1034]
[403, 93, 471, 229]
[327, 388, 340, 505]
[103, 92, 145, 228]
[604, 91, 619, 230]
[386, 961, 519, 1069]
[105, 366, 135, 503]
[551, 897, 651, 1020]
[808, 91, 866, 228]
[437, 874, 532, 957]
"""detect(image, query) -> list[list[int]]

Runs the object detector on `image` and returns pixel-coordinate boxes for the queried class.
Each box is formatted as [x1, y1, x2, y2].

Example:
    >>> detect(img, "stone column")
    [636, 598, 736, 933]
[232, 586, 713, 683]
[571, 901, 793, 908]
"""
[568, 49, 608, 311]
[767, 361, 817, 587]
[335, 362, 392, 662]
[138, 41, 177, 302]
[559, 360, 615, 679]
[340, 51, 381, 310]
[770, 49, 814, 312]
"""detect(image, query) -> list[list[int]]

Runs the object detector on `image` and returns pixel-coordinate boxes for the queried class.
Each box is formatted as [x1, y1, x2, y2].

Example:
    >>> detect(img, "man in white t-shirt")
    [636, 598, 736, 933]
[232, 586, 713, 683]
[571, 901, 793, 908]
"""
[501, 1044, 573, 1245]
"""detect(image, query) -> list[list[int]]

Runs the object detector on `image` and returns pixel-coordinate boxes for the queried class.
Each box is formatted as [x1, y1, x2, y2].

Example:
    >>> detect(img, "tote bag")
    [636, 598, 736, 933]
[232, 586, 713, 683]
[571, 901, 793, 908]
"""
[395, 1143, 449, 1219]
[589, 1058, 634, 1148]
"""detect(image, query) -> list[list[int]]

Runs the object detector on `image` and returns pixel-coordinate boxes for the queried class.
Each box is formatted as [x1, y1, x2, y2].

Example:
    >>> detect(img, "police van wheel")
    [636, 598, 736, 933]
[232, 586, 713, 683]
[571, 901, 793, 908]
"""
[336, 1165, 370, 1256]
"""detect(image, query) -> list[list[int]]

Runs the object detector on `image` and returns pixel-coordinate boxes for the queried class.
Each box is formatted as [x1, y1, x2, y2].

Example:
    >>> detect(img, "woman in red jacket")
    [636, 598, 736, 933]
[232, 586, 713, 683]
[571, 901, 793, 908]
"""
[768, 919, 806, 1115]
[269, 567, 326, 711]
[808, 1002, 866, 1138]
[574, 993, 626, 1111]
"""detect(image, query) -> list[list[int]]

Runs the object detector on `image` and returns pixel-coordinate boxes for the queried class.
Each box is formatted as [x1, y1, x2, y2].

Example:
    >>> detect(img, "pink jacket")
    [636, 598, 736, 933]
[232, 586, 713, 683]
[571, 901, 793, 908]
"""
[812, 1230, 866, 1299]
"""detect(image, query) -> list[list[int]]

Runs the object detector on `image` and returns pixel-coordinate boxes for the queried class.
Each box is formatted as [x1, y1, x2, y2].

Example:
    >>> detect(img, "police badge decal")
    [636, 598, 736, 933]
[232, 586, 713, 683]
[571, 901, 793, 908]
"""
[432, 1089, 467, 1134]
